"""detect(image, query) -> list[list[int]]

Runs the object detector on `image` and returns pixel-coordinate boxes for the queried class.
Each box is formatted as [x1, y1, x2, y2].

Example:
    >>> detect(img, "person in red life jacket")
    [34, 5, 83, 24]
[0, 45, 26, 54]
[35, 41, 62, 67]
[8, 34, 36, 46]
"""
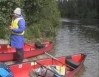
[9, 8, 26, 63]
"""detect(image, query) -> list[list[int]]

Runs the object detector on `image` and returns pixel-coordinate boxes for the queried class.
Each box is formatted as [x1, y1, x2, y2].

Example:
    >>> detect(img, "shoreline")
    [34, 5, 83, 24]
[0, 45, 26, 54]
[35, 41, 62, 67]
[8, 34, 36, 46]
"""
[0, 39, 8, 44]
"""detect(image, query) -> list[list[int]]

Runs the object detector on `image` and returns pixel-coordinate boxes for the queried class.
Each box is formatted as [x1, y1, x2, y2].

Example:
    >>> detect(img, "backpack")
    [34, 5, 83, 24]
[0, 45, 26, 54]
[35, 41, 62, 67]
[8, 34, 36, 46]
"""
[35, 41, 45, 49]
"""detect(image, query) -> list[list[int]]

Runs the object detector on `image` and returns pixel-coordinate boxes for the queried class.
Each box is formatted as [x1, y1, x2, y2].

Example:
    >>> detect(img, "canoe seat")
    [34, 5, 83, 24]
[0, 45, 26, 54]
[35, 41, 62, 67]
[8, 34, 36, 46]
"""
[66, 56, 80, 69]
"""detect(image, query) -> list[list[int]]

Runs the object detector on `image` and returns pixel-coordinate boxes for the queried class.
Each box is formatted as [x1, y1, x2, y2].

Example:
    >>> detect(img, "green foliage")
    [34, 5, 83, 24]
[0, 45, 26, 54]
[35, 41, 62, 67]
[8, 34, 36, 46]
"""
[0, 26, 6, 39]
[87, 10, 98, 18]
[0, 0, 61, 41]
[0, 0, 22, 39]
[24, 0, 61, 40]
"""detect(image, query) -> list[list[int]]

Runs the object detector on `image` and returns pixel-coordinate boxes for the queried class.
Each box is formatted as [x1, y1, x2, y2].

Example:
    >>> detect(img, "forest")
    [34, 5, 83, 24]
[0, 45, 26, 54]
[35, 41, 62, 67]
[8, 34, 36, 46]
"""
[0, 0, 99, 41]
[57, 0, 99, 18]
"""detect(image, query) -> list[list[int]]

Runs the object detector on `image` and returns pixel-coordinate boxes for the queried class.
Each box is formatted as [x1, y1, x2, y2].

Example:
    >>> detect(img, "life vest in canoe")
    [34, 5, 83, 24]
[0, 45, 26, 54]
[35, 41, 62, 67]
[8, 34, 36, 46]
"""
[0, 62, 14, 77]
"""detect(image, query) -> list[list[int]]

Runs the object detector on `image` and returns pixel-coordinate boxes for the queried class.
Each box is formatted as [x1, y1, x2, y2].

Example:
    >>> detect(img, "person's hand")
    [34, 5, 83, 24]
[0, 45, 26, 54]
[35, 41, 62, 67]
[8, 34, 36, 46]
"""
[9, 26, 13, 30]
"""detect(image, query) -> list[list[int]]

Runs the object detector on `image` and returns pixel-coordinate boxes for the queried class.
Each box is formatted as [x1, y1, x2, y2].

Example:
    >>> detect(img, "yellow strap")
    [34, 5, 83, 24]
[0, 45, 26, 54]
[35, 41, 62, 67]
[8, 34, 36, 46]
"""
[12, 31, 24, 35]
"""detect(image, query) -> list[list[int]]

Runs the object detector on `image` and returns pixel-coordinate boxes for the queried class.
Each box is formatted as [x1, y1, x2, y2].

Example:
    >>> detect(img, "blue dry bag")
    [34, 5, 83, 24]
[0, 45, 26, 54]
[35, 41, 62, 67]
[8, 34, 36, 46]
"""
[0, 62, 14, 77]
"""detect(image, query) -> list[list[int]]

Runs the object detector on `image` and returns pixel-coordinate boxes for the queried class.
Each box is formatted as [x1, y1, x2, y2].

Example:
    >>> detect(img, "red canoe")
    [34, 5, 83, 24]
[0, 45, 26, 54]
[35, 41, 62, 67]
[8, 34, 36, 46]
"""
[9, 53, 86, 77]
[0, 42, 53, 62]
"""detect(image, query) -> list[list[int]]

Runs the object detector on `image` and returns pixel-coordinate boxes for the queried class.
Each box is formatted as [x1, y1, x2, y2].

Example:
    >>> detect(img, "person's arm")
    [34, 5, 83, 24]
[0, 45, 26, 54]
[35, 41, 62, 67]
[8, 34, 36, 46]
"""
[12, 19, 26, 33]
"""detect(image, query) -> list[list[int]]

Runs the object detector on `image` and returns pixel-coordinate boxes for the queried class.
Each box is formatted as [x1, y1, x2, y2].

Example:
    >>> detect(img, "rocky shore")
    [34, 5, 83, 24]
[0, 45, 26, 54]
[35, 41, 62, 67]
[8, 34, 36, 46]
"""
[0, 39, 8, 44]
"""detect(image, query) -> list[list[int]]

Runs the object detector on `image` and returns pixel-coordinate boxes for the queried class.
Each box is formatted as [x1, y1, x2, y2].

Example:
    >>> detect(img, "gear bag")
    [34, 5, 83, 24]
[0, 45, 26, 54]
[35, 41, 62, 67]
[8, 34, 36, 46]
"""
[0, 62, 14, 77]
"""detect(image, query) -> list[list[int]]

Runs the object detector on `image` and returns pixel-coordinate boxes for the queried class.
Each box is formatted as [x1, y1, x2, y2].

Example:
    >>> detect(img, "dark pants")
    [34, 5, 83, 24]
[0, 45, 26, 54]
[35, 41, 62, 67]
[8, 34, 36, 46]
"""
[16, 48, 24, 63]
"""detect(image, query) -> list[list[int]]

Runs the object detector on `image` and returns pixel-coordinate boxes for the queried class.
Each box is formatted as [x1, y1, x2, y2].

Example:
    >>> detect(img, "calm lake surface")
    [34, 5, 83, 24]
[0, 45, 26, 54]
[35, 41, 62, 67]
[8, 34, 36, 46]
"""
[54, 18, 99, 77]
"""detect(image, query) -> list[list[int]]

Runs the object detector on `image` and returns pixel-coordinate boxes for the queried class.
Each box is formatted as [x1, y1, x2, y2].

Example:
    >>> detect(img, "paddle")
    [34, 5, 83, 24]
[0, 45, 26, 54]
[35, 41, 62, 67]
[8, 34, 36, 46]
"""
[44, 52, 75, 70]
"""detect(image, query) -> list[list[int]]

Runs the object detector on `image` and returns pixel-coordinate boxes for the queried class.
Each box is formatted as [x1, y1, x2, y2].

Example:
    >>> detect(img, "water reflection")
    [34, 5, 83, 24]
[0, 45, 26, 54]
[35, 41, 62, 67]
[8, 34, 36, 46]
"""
[75, 65, 86, 77]
[55, 18, 99, 77]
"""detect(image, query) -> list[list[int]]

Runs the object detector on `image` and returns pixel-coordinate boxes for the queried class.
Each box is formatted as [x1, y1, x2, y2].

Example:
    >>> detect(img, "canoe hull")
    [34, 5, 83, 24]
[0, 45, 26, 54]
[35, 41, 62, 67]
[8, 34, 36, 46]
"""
[0, 42, 53, 62]
[9, 53, 86, 77]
